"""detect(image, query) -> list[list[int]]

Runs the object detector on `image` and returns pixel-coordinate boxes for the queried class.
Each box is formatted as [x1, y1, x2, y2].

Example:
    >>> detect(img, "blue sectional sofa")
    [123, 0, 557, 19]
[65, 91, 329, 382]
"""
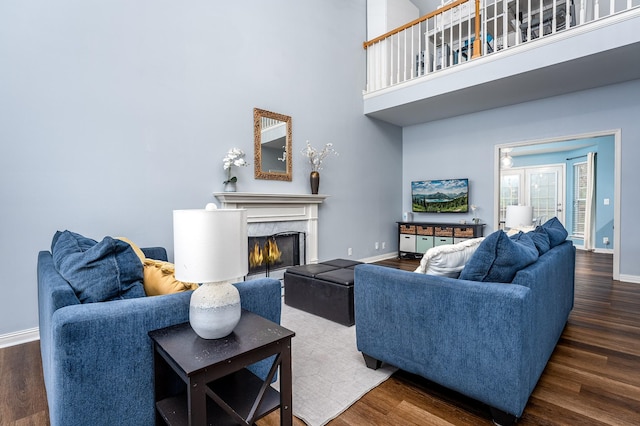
[38, 236, 281, 426]
[354, 228, 575, 425]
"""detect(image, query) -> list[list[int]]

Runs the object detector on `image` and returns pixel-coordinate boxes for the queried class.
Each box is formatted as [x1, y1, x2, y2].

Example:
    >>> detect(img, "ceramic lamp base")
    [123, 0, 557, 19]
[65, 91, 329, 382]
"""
[189, 281, 241, 339]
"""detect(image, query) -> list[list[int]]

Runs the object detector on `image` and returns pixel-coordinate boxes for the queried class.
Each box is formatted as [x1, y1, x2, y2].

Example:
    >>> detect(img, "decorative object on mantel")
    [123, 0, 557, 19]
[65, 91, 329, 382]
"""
[301, 141, 338, 194]
[471, 204, 481, 224]
[173, 203, 248, 339]
[222, 148, 249, 192]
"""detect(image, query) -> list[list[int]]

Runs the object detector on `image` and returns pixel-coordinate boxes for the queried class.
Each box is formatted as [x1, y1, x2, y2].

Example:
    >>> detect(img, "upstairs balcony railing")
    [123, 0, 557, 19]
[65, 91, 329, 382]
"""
[363, 0, 640, 93]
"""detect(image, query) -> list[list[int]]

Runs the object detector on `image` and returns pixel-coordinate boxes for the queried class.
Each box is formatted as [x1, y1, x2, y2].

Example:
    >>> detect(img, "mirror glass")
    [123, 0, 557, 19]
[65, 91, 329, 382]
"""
[254, 108, 292, 181]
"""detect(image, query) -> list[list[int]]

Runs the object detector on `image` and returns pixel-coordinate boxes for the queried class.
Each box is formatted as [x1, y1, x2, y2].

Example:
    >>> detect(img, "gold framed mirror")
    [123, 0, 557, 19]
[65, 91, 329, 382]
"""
[254, 108, 292, 181]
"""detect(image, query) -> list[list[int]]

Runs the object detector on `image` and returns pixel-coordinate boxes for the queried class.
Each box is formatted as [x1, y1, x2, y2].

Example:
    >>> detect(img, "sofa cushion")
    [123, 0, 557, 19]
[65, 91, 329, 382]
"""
[414, 237, 484, 278]
[539, 217, 569, 247]
[51, 230, 146, 303]
[529, 227, 551, 254]
[459, 230, 539, 283]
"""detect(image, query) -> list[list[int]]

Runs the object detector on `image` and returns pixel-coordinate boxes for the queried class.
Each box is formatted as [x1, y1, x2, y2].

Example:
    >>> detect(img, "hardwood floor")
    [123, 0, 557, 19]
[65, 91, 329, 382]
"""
[0, 340, 48, 426]
[2, 251, 639, 425]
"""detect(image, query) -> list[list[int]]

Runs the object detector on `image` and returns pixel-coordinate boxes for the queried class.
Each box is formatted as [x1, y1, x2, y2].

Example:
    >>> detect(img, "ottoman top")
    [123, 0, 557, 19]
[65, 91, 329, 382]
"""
[321, 258, 363, 269]
[315, 268, 355, 286]
[286, 263, 340, 278]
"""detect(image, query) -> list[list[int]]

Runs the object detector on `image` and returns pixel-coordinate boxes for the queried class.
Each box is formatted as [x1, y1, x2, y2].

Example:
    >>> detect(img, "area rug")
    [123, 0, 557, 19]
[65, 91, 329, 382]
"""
[274, 302, 397, 426]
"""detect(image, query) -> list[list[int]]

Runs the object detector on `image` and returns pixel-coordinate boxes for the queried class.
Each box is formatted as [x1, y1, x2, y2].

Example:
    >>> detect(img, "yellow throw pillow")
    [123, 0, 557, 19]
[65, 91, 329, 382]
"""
[142, 258, 199, 296]
[115, 236, 146, 262]
[116, 237, 198, 296]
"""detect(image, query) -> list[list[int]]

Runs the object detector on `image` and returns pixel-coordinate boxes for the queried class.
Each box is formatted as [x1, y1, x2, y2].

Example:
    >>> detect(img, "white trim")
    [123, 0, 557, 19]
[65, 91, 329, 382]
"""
[359, 252, 398, 264]
[214, 192, 329, 265]
[0, 327, 39, 349]
[619, 274, 640, 284]
[575, 246, 614, 255]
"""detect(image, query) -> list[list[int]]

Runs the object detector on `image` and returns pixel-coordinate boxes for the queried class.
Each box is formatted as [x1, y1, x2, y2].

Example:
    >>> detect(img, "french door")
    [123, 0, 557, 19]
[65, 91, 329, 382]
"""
[500, 165, 565, 226]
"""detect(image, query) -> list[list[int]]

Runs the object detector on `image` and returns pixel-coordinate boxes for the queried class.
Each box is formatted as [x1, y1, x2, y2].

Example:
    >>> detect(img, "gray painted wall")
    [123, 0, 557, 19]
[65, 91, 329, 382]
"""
[403, 79, 640, 278]
[0, 1, 402, 336]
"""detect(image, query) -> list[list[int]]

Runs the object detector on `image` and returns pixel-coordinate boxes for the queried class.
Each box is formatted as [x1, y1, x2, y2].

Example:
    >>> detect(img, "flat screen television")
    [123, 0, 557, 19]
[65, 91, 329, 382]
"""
[411, 178, 469, 213]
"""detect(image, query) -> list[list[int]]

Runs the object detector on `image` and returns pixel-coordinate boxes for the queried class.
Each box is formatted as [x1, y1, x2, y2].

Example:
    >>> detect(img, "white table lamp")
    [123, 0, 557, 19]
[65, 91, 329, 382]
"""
[505, 205, 534, 230]
[173, 204, 248, 339]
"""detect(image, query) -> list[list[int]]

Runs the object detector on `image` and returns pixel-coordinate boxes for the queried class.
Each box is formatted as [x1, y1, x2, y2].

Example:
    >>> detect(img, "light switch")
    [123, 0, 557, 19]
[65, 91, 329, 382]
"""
[604, 198, 610, 205]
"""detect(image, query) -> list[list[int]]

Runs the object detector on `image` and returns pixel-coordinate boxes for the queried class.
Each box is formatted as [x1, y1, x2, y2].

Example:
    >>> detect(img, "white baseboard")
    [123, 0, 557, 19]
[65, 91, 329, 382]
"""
[619, 274, 640, 284]
[574, 245, 615, 254]
[0, 327, 40, 349]
[359, 252, 398, 264]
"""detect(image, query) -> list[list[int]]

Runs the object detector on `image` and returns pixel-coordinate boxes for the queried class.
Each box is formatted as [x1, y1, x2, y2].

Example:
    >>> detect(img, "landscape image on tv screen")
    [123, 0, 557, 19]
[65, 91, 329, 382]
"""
[411, 179, 469, 213]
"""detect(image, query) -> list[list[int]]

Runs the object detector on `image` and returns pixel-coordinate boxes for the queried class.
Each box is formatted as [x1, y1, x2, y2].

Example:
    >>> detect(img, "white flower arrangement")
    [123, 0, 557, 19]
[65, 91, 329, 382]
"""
[223, 148, 249, 184]
[301, 141, 338, 172]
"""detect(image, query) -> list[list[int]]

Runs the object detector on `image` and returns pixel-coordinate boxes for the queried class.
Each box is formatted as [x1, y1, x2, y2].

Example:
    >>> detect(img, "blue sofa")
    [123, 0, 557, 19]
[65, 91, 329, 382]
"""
[38, 245, 281, 426]
[354, 236, 575, 425]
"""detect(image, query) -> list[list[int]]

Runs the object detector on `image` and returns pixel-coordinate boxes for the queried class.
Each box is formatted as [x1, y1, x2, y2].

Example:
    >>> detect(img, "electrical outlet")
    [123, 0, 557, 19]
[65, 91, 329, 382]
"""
[603, 237, 609, 245]
[382, 241, 386, 249]
[348, 247, 353, 256]
[375, 242, 379, 250]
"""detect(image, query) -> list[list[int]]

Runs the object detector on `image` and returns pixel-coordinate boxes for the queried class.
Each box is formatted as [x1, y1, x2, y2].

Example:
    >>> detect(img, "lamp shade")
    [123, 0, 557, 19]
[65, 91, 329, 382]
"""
[505, 205, 534, 229]
[173, 207, 248, 283]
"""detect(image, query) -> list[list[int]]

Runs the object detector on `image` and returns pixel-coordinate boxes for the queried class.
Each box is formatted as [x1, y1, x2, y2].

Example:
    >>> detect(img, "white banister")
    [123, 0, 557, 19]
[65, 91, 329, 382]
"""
[364, 0, 637, 94]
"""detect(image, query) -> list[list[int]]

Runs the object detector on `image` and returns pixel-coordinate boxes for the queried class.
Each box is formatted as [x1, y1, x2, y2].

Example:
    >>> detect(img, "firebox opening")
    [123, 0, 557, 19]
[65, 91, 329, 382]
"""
[248, 232, 305, 278]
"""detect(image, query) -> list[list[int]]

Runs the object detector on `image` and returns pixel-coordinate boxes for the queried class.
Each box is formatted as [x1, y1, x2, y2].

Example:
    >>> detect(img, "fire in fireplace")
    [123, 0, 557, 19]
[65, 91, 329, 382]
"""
[248, 232, 305, 277]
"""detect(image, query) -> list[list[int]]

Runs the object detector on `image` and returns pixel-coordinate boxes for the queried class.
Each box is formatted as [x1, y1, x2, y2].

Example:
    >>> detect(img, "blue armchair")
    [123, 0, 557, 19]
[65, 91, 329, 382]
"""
[38, 246, 281, 426]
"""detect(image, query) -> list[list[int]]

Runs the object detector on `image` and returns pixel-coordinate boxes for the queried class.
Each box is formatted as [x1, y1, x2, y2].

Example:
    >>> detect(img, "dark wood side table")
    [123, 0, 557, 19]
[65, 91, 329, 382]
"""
[149, 310, 295, 426]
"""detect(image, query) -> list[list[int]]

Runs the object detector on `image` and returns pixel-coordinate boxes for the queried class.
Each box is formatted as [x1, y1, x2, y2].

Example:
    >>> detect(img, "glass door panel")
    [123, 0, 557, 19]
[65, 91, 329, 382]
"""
[527, 166, 564, 225]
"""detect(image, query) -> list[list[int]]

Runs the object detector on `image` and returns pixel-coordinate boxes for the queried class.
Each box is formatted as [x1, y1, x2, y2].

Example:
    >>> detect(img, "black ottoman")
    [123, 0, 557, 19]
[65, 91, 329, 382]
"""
[285, 263, 339, 277]
[320, 259, 362, 269]
[284, 259, 362, 326]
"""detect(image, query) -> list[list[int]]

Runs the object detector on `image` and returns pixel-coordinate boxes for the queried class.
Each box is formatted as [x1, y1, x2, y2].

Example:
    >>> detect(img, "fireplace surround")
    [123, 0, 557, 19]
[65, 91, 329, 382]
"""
[213, 193, 328, 267]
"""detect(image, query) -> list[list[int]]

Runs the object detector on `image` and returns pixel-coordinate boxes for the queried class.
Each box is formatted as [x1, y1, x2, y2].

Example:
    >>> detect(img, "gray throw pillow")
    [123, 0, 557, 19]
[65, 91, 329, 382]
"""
[540, 217, 568, 247]
[52, 230, 145, 303]
[459, 230, 539, 283]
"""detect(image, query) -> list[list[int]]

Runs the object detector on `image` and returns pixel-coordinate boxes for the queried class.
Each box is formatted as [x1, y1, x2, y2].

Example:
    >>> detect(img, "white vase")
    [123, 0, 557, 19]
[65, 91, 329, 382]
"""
[189, 281, 241, 339]
[224, 181, 237, 192]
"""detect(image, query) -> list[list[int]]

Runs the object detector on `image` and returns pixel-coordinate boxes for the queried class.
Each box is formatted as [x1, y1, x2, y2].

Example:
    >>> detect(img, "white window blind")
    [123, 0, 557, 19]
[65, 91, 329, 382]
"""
[573, 162, 587, 236]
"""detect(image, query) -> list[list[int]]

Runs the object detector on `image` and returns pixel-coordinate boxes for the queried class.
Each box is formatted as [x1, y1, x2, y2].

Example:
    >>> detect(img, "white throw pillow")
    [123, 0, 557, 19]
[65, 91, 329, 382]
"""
[414, 237, 485, 278]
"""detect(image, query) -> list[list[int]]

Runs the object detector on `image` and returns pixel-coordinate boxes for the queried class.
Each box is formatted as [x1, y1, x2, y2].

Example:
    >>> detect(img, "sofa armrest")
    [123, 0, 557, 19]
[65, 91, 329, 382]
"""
[234, 278, 282, 381]
[235, 278, 281, 325]
[43, 277, 281, 426]
[354, 264, 532, 416]
[46, 291, 191, 426]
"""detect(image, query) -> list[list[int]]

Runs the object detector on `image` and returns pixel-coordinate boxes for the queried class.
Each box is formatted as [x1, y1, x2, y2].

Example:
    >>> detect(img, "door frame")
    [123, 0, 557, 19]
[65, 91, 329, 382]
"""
[494, 129, 621, 280]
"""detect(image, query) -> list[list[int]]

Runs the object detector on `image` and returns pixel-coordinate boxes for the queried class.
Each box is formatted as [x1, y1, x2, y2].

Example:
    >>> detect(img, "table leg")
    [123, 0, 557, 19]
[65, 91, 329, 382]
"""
[279, 338, 293, 426]
[187, 377, 208, 425]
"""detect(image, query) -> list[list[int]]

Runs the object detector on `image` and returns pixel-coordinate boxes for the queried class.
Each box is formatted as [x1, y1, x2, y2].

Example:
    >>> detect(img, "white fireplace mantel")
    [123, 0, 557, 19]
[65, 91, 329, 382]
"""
[213, 192, 329, 263]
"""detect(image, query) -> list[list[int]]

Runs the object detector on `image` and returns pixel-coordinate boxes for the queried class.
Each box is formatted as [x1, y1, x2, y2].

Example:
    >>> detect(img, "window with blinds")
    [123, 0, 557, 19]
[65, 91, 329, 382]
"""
[573, 162, 587, 236]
